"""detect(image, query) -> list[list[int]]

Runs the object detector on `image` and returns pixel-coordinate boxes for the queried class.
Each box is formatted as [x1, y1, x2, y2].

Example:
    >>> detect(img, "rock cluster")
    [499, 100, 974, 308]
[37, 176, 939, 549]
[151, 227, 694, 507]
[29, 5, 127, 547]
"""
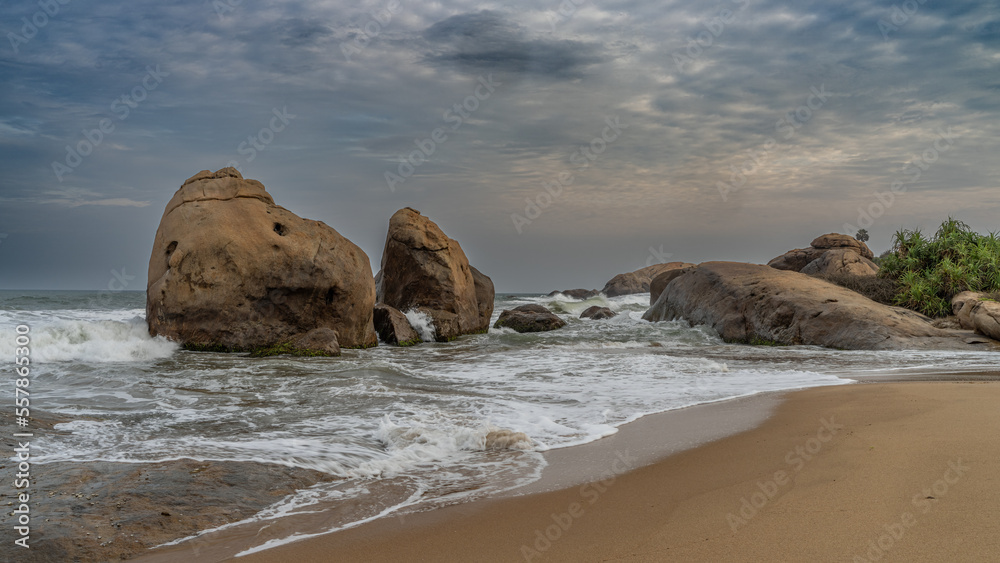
[952, 292, 1000, 341]
[643, 262, 991, 350]
[376, 208, 494, 341]
[768, 233, 878, 277]
[601, 262, 695, 297]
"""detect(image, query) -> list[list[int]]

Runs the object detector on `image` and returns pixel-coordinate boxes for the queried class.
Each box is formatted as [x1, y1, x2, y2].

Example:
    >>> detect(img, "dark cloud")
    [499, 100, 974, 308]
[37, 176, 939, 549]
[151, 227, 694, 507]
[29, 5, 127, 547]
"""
[423, 10, 611, 77]
[0, 0, 998, 291]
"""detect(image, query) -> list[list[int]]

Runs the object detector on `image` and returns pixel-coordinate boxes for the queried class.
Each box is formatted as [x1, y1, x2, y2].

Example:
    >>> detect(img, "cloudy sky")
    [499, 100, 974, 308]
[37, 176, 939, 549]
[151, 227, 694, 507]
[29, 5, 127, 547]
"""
[1, 0, 998, 292]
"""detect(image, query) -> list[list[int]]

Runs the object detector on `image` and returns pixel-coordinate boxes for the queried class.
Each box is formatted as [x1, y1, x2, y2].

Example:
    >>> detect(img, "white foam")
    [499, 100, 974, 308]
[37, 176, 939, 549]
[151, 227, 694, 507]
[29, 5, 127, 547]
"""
[403, 309, 437, 342]
[0, 316, 178, 363]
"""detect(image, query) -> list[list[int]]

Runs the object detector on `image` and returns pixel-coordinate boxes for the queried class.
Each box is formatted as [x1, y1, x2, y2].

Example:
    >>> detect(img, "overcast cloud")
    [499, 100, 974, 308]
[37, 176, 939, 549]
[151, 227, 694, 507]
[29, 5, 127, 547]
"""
[1, 0, 998, 291]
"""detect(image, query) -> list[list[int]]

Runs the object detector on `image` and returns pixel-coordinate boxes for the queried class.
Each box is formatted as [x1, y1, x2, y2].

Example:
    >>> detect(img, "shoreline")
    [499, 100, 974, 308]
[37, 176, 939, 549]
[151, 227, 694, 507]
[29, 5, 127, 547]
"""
[218, 378, 1000, 563]
[129, 386, 804, 562]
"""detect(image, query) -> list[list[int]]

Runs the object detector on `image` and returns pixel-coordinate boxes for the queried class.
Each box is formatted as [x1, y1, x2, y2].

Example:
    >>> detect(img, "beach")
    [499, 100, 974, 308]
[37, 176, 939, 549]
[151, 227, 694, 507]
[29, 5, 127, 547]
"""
[232, 381, 1000, 563]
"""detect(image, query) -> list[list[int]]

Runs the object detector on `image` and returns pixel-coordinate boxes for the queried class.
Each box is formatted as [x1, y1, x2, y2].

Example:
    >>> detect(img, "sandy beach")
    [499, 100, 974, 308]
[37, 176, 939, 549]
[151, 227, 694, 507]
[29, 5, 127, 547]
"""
[232, 381, 1000, 563]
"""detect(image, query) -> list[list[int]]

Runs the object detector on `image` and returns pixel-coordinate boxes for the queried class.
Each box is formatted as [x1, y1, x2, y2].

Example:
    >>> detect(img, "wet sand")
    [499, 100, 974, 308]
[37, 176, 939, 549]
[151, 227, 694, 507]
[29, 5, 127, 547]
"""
[231, 381, 1000, 562]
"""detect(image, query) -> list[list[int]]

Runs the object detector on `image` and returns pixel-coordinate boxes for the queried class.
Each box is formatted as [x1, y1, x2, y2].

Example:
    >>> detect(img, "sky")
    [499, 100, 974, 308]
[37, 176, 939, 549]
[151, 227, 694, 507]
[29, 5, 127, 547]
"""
[0, 0, 998, 292]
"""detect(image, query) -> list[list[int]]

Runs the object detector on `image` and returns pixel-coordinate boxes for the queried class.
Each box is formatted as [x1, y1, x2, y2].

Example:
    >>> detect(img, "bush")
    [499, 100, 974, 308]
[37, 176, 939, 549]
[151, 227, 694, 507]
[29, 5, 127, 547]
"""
[816, 273, 898, 306]
[878, 218, 1000, 317]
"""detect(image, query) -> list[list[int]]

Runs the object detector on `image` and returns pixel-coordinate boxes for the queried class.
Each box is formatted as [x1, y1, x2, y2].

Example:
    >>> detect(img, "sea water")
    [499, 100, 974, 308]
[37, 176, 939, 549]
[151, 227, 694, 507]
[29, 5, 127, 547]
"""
[2, 289, 996, 553]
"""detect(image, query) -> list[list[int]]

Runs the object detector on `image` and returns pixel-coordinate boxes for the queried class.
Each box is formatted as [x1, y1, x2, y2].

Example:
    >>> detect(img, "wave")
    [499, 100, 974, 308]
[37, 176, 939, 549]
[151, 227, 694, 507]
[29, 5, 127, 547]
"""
[403, 309, 437, 342]
[2, 316, 179, 363]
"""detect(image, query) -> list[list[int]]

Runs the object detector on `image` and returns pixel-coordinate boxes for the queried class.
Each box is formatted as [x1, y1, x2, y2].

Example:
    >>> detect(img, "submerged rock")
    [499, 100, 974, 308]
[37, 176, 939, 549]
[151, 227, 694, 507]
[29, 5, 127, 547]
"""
[373, 303, 422, 346]
[601, 262, 695, 297]
[643, 262, 993, 350]
[548, 288, 600, 299]
[377, 208, 494, 341]
[146, 168, 377, 351]
[494, 304, 567, 333]
[580, 305, 616, 320]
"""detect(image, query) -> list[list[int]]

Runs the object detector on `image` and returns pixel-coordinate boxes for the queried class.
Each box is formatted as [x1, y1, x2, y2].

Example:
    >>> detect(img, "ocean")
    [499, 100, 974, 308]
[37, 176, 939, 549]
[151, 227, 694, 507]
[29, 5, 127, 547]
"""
[3, 289, 997, 555]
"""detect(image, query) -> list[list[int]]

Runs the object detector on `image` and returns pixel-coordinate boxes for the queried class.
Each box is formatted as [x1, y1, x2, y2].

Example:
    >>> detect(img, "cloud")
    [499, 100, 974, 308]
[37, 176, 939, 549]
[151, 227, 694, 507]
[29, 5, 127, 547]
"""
[422, 10, 612, 77]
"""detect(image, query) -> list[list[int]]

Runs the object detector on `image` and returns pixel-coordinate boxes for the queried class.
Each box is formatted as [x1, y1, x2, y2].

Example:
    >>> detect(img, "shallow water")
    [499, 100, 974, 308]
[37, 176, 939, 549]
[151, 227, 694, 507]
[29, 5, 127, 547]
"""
[2, 289, 996, 551]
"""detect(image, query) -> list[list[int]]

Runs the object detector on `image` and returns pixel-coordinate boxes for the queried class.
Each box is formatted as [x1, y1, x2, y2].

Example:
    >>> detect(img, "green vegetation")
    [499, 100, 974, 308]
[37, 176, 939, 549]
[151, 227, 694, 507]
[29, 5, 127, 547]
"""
[878, 218, 1000, 317]
[248, 342, 337, 357]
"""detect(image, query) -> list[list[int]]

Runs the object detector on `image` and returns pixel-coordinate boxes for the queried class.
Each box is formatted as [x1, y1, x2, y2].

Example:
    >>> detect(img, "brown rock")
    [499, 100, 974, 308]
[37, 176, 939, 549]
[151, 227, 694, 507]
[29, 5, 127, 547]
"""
[580, 306, 616, 320]
[146, 168, 377, 351]
[471, 266, 496, 332]
[377, 208, 493, 341]
[642, 262, 992, 350]
[494, 304, 567, 332]
[290, 328, 341, 356]
[811, 233, 875, 260]
[952, 291, 984, 330]
[799, 248, 880, 277]
[373, 304, 422, 346]
[767, 248, 824, 272]
[649, 266, 695, 306]
[602, 262, 696, 297]
[970, 300, 1000, 341]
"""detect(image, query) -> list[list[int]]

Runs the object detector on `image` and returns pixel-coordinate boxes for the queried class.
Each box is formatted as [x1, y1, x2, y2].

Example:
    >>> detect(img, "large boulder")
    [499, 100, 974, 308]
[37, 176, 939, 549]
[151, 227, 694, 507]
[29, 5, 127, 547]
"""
[377, 208, 494, 341]
[146, 168, 377, 351]
[602, 262, 695, 297]
[811, 233, 875, 259]
[494, 304, 567, 333]
[649, 266, 695, 306]
[800, 248, 880, 277]
[952, 291, 984, 330]
[642, 262, 992, 350]
[373, 304, 421, 346]
[769, 233, 877, 277]
[970, 300, 1000, 341]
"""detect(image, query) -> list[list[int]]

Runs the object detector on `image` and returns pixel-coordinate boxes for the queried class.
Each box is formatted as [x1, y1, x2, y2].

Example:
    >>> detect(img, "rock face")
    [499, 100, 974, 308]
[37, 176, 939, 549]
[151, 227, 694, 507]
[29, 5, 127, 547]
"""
[649, 266, 695, 306]
[494, 304, 567, 333]
[800, 248, 880, 277]
[642, 262, 991, 350]
[290, 328, 341, 356]
[580, 306, 616, 320]
[548, 289, 600, 299]
[952, 291, 984, 329]
[377, 208, 494, 341]
[769, 234, 878, 277]
[373, 304, 421, 346]
[971, 300, 1000, 341]
[602, 262, 695, 297]
[146, 168, 377, 351]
